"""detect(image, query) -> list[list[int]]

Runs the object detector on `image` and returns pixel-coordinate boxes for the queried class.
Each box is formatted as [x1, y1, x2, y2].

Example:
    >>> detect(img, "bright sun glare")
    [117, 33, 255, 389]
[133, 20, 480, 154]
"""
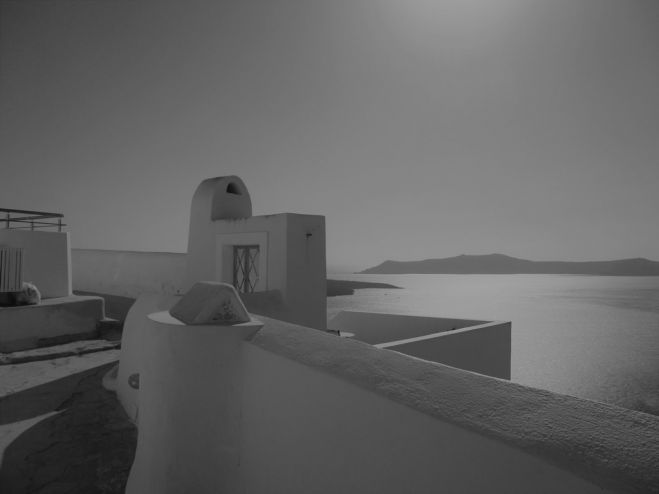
[384, 0, 521, 42]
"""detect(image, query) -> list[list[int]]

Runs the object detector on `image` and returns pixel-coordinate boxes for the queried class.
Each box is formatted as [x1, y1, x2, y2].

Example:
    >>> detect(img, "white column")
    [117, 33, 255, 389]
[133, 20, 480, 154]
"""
[126, 311, 262, 494]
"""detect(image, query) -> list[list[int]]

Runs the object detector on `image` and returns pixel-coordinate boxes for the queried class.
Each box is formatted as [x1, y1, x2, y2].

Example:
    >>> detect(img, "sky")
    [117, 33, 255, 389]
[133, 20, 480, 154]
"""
[1, 0, 658, 272]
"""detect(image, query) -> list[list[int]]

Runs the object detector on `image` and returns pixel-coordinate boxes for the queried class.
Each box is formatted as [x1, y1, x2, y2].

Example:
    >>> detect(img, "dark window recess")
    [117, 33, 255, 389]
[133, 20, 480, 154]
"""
[226, 183, 241, 195]
[233, 245, 259, 293]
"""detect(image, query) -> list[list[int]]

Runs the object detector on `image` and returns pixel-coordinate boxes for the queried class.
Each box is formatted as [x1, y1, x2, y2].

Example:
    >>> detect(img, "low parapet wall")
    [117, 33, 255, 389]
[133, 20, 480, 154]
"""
[71, 249, 186, 298]
[328, 310, 488, 343]
[0, 296, 104, 352]
[243, 317, 659, 494]
[118, 304, 658, 493]
[378, 321, 511, 379]
[329, 310, 511, 379]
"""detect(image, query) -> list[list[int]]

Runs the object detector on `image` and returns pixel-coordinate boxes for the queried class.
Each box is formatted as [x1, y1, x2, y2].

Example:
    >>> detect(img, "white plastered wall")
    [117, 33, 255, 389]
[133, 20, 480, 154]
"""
[206, 215, 287, 295]
[188, 213, 325, 329]
[329, 311, 511, 379]
[0, 229, 71, 298]
[185, 176, 253, 290]
[71, 249, 186, 297]
[186, 176, 326, 329]
[284, 214, 326, 329]
[242, 344, 610, 494]
[239, 317, 659, 494]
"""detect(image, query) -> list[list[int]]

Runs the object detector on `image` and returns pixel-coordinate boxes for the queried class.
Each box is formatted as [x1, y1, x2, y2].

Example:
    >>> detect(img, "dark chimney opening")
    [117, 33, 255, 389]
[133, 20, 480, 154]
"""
[226, 183, 241, 195]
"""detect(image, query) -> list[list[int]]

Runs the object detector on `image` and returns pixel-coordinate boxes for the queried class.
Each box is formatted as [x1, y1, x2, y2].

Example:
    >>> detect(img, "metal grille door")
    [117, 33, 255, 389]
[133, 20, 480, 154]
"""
[0, 247, 24, 292]
[233, 245, 259, 293]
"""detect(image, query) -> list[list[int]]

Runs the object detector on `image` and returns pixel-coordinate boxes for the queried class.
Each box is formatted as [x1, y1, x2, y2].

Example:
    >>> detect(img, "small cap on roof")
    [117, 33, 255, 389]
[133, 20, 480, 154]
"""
[169, 281, 251, 325]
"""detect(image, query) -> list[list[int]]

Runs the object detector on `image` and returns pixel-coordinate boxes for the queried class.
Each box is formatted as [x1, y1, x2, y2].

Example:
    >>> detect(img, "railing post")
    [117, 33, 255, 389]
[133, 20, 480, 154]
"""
[0, 208, 64, 231]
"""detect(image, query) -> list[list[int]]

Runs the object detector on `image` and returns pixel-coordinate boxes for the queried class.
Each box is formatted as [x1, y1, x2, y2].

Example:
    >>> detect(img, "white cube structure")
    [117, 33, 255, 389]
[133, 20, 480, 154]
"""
[0, 229, 72, 298]
[185, 176, 326, 329]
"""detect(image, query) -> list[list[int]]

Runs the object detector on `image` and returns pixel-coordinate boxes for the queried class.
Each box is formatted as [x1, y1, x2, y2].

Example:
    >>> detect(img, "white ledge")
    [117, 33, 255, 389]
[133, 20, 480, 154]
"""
[249, 316, 659, 494]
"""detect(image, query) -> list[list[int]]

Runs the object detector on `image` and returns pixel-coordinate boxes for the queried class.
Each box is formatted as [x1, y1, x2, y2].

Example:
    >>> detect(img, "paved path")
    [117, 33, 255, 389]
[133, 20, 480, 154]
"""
[0, 351, 136, 493]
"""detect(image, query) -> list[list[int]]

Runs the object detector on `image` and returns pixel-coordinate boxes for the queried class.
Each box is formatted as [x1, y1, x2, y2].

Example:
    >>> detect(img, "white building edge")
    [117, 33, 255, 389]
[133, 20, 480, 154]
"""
[73, 176, 657, 493]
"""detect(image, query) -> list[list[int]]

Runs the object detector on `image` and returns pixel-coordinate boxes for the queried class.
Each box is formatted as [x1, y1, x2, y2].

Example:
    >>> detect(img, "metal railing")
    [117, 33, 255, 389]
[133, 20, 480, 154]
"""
[1, 208, 66, 231]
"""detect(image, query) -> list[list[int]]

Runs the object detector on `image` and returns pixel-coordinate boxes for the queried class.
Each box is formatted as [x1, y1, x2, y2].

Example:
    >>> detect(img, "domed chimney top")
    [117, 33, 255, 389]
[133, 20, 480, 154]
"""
[194, 176, 252, 220]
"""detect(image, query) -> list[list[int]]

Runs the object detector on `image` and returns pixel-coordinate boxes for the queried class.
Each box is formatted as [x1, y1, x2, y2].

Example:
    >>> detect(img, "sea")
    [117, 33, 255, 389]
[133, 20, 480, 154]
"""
[326, 274, 659, 416]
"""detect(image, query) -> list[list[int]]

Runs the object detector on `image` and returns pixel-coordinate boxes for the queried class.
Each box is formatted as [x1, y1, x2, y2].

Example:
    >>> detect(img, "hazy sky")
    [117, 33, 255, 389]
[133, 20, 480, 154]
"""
[2, 0, 658, 272]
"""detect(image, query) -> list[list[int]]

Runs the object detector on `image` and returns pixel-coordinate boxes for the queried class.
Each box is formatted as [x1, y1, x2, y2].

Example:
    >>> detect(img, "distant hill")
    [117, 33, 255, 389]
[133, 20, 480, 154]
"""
[326, 279, 401, 297]
[360, 254, 659, 276]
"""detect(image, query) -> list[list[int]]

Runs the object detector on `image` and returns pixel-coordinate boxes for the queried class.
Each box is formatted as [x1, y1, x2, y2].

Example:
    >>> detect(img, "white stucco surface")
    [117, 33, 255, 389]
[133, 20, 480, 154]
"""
[0, 295, 104, 352]
[71, 246, 323, 329]
[187, 212, 326, 329]
[329, 310, 511, 379]
[189, 215, 285, 296]
[125, 312, 262, 494]
[118, 311, 658, 493]
[378, 321, 511, 379]
[243, 345, 605, 494]
[244, 317, 659, 494]
[72, 176, 326, 329]
[0, 229, 71, 298]
[116, 293, 181, 422]
[185, 176, 326, 329]
[207, 176, 253, 221]
[71, 249, 186, 298]
[284, 213, 326, 329]
[185, 176, 253, 291]
[328, 310, 489, 343]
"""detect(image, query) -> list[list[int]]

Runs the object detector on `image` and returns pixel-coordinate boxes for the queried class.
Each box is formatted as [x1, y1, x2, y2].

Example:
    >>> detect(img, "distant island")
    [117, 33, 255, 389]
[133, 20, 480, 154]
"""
[360, 254, 659, 276]
[326, 279, 401, 296]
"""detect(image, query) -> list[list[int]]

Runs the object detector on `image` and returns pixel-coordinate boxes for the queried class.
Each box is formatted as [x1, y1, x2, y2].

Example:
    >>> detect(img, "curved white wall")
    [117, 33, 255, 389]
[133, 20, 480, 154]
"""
[125, 312, 262, 494]
[186, 176, 252, 291]
[115, 293, 181, 422]
[119, 313, 659, 493]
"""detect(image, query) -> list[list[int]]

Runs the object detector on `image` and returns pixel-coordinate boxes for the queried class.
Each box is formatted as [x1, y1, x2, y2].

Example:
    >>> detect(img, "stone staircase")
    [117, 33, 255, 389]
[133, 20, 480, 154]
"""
[0, 295, 111, 353]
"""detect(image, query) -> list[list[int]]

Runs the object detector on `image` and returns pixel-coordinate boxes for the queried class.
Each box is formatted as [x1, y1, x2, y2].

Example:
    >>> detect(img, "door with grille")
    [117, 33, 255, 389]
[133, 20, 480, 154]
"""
[233, 245, 259, 293]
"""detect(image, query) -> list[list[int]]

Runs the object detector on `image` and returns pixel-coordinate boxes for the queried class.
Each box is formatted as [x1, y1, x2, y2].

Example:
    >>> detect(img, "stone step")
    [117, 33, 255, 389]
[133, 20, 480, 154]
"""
[0, 295, 105, 352]
[0, 339, 120, 365]
[97, 317, 123, 342]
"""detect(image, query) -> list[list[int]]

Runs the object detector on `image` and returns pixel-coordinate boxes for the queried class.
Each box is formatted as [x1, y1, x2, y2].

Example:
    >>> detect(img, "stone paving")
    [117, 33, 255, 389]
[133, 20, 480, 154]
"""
[0, 350, 136, 493]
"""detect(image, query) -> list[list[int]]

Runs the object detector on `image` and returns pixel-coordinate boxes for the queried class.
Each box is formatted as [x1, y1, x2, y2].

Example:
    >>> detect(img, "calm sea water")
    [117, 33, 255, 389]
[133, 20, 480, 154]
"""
[327, 274, 659, 415]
